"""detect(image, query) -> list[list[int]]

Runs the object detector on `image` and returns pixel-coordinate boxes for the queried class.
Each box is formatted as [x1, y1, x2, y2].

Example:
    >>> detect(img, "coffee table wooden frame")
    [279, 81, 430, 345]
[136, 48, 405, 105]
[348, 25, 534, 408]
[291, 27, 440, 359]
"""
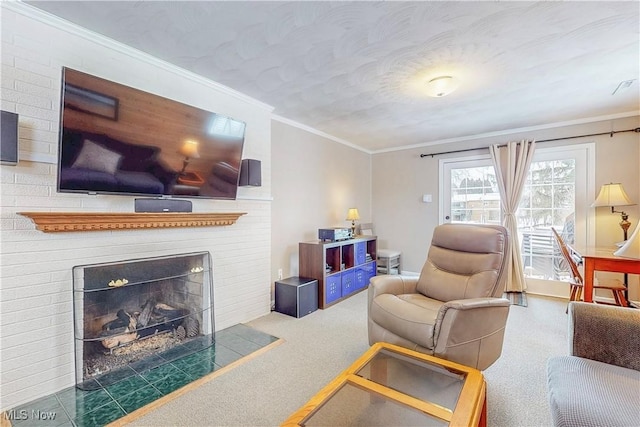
[282, 342, 487, 427]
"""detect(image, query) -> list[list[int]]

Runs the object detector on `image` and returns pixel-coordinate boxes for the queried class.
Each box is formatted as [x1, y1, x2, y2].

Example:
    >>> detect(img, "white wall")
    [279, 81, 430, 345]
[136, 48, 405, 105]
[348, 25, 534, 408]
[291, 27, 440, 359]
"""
[0, 4, 272, 410]
[270, 120, 371, 292]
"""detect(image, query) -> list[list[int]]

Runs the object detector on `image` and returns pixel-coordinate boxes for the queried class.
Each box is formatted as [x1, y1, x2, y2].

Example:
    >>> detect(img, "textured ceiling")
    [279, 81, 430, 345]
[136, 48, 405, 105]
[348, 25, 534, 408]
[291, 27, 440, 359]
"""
[26, 1, 640, 152]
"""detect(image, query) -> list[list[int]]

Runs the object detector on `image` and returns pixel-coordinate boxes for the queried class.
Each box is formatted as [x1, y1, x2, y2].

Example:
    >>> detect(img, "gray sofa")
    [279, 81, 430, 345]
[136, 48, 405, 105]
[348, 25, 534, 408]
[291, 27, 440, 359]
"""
[546, 302, 640, 427]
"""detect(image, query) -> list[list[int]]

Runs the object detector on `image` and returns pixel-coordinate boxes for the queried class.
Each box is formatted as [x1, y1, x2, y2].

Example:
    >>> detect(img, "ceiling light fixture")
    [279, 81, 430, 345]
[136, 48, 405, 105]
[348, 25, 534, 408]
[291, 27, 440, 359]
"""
[425, 76, 460, 97]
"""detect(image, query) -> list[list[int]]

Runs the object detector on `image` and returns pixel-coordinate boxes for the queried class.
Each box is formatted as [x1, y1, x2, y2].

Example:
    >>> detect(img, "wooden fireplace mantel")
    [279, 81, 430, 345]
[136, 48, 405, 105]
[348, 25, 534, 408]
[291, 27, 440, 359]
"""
[18, 212, 246, 233]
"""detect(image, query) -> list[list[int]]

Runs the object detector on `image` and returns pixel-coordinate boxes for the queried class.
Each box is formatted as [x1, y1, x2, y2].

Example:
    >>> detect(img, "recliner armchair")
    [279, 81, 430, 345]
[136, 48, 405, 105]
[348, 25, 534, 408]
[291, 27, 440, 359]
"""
[368, 223, 511, 370]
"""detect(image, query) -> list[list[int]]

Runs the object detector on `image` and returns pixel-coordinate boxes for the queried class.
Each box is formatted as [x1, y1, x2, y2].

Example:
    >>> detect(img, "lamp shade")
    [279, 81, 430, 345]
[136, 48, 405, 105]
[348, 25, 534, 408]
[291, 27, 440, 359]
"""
[179, 139, 200, 158]
[346, 208, 360, 221]
[591, 183, 633, 207]
[614, 224, 640, 259]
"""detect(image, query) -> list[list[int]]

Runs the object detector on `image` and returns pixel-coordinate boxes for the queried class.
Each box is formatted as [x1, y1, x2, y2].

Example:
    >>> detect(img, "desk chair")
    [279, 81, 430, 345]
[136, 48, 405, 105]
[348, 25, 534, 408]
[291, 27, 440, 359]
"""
[551, 228, 627, 309]
[358, 223, 401, 275]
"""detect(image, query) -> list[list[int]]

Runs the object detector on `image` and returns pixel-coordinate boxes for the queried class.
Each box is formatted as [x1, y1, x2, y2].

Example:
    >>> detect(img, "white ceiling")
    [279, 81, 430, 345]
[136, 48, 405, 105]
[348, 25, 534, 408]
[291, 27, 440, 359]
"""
[26, 1, 640, 152]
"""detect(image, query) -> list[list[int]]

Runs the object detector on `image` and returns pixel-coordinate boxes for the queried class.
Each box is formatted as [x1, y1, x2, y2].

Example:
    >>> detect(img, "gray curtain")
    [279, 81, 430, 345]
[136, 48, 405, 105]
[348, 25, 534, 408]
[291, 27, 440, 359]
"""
[490, 140, 536, 293]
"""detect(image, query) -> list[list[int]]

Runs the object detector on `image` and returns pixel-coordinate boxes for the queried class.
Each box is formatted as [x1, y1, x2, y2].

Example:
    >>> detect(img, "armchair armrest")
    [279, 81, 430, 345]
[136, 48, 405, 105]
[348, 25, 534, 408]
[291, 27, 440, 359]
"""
[434, 297, 511, 370]
[368, 275, 419, 297]
[568, 302, 640, 371]
[367, 275, 419, 313]
[441, 297, 511, 311]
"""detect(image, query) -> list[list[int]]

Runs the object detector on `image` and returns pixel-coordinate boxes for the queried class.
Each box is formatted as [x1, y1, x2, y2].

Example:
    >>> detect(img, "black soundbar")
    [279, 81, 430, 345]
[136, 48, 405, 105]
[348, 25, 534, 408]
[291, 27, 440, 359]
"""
[134, 198, 192, 213]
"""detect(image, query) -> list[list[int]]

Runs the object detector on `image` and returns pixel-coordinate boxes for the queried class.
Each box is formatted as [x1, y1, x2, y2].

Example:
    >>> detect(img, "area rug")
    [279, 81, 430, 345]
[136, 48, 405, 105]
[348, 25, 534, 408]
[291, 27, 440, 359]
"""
[503, 291, 528, 307]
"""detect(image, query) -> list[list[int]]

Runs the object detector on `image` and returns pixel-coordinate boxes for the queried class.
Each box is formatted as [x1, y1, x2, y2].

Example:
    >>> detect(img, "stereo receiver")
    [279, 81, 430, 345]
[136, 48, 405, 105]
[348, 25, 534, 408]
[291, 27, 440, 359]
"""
[318, 227, 351, 241]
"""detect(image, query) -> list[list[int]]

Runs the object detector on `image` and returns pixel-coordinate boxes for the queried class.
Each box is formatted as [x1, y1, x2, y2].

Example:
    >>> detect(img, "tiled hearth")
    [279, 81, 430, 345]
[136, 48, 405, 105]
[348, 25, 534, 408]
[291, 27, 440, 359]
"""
[5, 325, 279, 427]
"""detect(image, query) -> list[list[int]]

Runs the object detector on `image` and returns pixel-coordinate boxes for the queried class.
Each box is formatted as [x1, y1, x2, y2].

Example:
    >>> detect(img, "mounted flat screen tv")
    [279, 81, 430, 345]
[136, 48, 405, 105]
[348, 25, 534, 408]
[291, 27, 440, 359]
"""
[57, 67, 246, 200]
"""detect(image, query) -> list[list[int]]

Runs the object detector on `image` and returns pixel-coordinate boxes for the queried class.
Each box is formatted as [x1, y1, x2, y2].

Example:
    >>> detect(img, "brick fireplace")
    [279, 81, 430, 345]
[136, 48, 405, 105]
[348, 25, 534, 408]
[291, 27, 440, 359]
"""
[72, 252, 214, 390]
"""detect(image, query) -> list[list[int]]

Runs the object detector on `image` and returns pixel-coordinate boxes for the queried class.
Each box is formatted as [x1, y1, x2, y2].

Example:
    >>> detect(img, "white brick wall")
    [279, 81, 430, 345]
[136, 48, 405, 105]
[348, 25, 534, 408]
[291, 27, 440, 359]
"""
[0, 3, 273, 410]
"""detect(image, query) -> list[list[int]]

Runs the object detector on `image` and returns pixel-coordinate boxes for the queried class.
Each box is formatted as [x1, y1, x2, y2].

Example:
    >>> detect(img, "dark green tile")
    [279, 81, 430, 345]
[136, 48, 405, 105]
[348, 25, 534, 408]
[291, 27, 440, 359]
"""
[73, 401, 125, 427]
[149, 371, 194, 395]
[115, 385, 163, 414]
[8, 395, 71, 427]
[170, 351, 209, 371]
[75, 379, 102, 392]
[104, 375, 150, 399]
[194, 345, 217, 360]
[181, 335, 215, 352]
[96, 366, 137, 387]
[11, 412, 70, 427]
[13, 395, 60, 413]
[157, 344, 193, 362]
[180, 359, 218, 380]
[225, 324, 278, 346]
[141, 363, 182, 383]
[222, 324, 249, 334]
[214, 332, 262, 356]
[129, 353, 167, 373]
[56, 388, 114, 418]
[211, 345, 244, 367]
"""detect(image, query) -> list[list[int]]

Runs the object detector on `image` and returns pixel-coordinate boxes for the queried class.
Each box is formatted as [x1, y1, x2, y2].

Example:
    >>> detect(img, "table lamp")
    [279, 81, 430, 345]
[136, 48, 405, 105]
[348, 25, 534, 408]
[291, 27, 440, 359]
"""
[591, 183, 636, 241]
[346, 208, 360, 237]
[178, 139, 200, 176]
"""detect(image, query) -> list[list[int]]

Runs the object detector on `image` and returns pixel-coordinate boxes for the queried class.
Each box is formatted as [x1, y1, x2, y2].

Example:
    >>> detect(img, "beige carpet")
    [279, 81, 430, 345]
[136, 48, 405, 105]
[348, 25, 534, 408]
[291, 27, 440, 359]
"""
[130, 291, 568, 426]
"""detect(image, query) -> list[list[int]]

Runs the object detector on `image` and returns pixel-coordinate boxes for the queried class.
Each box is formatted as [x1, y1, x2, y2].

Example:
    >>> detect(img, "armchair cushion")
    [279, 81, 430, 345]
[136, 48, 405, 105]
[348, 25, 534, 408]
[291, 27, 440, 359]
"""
[416, 224, 508, 301]
[370, 292, 442, 349]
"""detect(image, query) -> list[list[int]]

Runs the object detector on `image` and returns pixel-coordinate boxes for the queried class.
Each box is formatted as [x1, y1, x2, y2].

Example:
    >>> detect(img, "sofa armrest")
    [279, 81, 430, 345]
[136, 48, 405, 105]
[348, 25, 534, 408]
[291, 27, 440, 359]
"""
[568, 302, 640, 371]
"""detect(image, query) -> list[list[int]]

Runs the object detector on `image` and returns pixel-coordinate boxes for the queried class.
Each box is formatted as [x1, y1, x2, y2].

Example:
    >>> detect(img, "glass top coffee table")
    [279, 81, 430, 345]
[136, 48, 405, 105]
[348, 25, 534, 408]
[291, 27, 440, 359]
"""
[282, 342, 486, 427]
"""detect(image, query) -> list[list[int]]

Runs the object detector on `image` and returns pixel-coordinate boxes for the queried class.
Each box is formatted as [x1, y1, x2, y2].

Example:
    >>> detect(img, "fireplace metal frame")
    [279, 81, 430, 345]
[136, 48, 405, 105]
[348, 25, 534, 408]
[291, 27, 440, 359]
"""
[72, 251, 214, 389]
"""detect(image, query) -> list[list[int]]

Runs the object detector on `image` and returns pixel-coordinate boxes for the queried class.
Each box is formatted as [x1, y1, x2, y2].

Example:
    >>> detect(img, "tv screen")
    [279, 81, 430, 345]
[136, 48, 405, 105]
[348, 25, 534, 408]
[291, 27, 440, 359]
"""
[57, 67, 246, 200]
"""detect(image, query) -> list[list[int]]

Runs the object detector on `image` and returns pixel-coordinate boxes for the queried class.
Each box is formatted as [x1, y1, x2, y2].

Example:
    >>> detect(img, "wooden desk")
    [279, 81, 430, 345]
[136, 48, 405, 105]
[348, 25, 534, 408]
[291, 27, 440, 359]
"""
[570, 245, 640, 303]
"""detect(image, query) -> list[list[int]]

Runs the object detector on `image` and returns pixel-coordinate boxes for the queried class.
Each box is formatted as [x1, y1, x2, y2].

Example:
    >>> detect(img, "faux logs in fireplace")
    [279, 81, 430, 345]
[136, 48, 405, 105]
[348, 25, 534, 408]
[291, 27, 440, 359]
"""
[73, 252, 214, 389]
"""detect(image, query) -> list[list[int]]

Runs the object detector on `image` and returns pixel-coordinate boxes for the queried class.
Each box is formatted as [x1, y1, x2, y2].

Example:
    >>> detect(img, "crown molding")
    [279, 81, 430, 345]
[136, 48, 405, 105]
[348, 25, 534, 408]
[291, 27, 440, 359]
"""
[272, 114, 372, 154]
[372, 111, 640, 154]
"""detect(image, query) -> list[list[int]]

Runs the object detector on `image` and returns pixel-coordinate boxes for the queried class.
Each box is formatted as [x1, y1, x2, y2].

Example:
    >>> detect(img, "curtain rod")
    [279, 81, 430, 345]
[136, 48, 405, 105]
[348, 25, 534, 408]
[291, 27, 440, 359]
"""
[419, 127, 640, 158]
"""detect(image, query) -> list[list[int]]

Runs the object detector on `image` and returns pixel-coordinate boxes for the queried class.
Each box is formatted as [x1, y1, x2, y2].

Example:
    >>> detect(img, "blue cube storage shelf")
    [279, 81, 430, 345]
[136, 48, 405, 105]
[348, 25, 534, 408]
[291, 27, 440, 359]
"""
[299, 235, 377, 309]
